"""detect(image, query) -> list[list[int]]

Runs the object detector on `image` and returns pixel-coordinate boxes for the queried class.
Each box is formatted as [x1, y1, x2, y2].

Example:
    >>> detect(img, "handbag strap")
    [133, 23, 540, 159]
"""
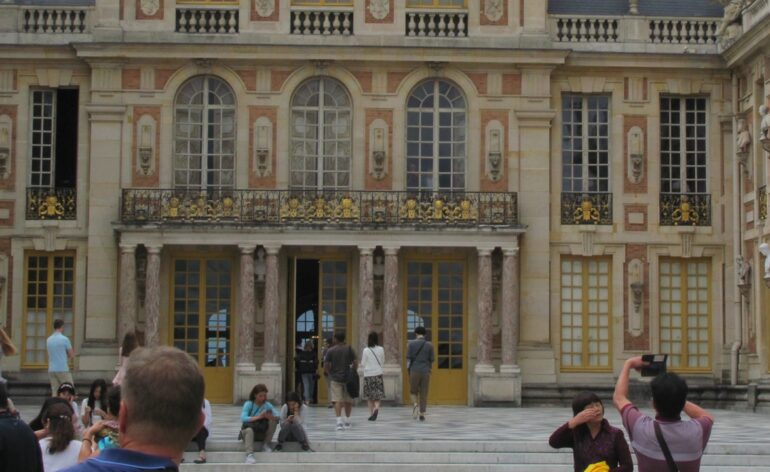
[411, 339, 427, 361]
[653, 421, 679, 472]
[368, 347, 382, 367]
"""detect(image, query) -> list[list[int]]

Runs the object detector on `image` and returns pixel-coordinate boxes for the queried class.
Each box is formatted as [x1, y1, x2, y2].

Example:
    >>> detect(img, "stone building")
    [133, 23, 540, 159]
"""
[0, 0, 768, 407]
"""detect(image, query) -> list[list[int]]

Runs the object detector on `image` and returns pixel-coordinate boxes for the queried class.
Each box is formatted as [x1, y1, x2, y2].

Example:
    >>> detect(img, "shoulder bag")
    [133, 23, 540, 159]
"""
[407, 340, 426, 373]
[653, 421, 679, 472]
[238, 403, 270, 440]
[345, 346, 360, 398]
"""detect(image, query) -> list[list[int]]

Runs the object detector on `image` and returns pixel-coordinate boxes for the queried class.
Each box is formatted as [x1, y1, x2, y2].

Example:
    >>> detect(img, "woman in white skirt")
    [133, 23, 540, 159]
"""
[361, 331, 385, 421]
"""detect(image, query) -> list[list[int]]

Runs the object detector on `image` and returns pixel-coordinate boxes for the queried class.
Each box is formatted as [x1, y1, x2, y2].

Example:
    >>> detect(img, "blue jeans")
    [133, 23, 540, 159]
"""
[301, 373, 315, 403]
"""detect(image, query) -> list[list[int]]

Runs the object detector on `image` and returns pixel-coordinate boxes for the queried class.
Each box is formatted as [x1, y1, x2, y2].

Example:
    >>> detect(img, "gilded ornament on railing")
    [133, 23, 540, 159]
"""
[432, 199, 445, 220]
[26, 187, 77, 220]
[560, 192, 612, 225]
[334, 197, 359, 220]
[574, 194, 599, 224]
[401, 198, 419, 220]
[659, 193, 711, 227]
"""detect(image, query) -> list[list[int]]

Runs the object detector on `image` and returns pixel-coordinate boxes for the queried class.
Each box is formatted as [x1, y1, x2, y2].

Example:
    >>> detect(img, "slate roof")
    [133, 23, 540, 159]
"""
[548, 0, 725, 18]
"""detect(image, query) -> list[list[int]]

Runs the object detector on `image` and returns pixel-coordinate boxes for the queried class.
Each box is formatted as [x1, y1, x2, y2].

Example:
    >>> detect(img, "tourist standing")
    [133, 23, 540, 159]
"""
[275, 392, 311, 451]
[39, 402, 82, 471]
[406, 326, 434, 421]
[0, 382, 44, 472]
[613, 356, 714, 471]
[65, 346, 205, 472]
[549, 391, 632, 472]
[296, 341, 317, 405]
[47, 319, 74, 395]
[360, 331, 385, 421]
[324, 332, 357, 431]
[240, 384, 280, 464]
[0, 325, 17, 384]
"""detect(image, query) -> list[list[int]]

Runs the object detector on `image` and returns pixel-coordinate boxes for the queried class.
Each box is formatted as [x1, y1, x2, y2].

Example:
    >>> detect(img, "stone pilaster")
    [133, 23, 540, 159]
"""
[501, 246, 520, 366]
[381, 246, 402, 403]
[358, 246, 374, 351]
[117, 244, 137, 345]
[476, 248, 494, 368]
[144, 244, 161, 348]
[237, 245, 256, 366]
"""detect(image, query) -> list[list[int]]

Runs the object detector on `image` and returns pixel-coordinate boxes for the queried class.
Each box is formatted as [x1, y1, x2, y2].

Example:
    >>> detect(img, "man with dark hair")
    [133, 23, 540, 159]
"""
[62, 346, 205, 471]
[47, 318, 75, 395]
[324, 332, 356, 431]
[0, 382, 44, 471]
[406, 325, 434, 421]
[613, 356, 714, 471]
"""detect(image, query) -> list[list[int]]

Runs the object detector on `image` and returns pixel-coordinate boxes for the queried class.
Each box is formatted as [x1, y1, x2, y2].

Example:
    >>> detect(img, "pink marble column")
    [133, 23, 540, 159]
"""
[358, 247, 374, 351]
[477, 248, 493, 366]
[144, 244, 162, 348]
[237, 245, 256, 366]
[262, 245, 280, 366]
[501, 247, 520, 366]
[382, 247, 400, 364]
[118, 244, 137, 345]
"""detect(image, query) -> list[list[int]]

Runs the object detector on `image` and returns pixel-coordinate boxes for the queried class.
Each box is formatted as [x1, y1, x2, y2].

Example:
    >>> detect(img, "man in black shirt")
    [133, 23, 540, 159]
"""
[0, 382, 44, 472]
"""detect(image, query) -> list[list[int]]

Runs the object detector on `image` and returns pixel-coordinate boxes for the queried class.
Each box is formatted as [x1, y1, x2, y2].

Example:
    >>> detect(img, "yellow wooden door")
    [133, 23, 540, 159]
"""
[171, 257, 234, 403]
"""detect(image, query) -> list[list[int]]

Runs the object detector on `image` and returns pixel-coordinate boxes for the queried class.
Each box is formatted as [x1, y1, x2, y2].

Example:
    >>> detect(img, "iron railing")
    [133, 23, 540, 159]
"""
[659, 193, 711, 226]
[26, 187, 77, 220]
[120, 189, 518, 227]
[560, 192, 612, 225]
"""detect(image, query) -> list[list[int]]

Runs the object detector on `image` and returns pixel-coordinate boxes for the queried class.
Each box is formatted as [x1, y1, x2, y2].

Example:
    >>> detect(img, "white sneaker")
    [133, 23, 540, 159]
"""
[245, 453, 257, 464]
[344, 421, 351, 429]
[262, 444, 273, 452]
[336, 422, 344, 431]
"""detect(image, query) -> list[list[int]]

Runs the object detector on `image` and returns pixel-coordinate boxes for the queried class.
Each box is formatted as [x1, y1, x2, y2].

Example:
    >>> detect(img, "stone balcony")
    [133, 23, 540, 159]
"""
[120, 188, 518, 230]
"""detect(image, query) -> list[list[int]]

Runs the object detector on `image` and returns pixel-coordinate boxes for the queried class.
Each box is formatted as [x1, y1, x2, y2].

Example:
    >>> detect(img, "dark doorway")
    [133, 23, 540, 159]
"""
[293, 259, 320, 404]
[55, 89, 78, 188]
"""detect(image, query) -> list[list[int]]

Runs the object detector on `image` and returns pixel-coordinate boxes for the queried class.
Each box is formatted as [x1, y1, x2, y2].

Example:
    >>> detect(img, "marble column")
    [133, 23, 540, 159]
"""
[117, 244, 137, 345]
[476, 248, 494, 367]
[382, 247, 400, 364]
[262, 245, 280, 366]
[501, 247, 520, 366]
[358, 246, 374, 350]
[237, 245, 256, 366]
[144, 244, 162, 348]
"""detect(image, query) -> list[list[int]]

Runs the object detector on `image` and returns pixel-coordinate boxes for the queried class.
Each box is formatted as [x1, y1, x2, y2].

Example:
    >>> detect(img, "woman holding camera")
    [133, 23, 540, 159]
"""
[548, 391, 632, 472]
[275, 392, 310, 451]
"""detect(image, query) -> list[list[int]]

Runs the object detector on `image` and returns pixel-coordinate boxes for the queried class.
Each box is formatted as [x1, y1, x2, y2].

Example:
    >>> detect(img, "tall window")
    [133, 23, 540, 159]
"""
[290, 78, 352, 190]
[29, 89, 78, 188]
[406, 79, 467, 193]
[174, 76, 236, 189]
[23, 253, 75, 367]
[560, 257, 611, 370]
[561, 95, 610, 193]
[660, 97, 707, 194]
[659, 259, 710, 370]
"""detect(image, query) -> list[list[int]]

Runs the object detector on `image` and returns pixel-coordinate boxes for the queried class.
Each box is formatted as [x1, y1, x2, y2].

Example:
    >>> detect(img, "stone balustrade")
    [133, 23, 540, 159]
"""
[406, 10, 467, 37]
[550, 15, 719, 46]
[290, 8, 353, 35]
[175, 7, 239, 34]
[648, 18, 717, 44]
[552, 17, 619, 42]
[20, 7, 90, 34]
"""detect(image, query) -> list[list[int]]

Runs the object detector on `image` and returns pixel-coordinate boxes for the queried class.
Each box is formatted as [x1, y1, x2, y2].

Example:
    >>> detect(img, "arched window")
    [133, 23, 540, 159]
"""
[290, 77, 352, 190]
[174, 76, 235, 189]
[406, 79, 467, 193]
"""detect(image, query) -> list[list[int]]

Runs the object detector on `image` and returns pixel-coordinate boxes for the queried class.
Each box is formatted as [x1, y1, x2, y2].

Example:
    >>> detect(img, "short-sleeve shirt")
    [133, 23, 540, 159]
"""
[47, 332, 72, 373]
[325, 344, 356, 383]
[621, 403, 713, 472]
[60, 448, 177, 471]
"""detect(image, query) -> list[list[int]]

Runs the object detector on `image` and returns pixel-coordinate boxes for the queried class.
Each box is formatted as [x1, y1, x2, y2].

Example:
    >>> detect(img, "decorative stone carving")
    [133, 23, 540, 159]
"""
[136, 115, 156, 176]
[0, 116, 11, 179]
[253, 117, 272, 178]
[627, 126, 644, 184]
[760, 105, 770, 151]
[484, 0, 504, 22]
[255, 0, 275, 17]
[736, 255, 752, 298]
[369, 119, 388, 180]
[368, 0, 389, 20]
[716, 0, 749, 48]
[736, 118, 752, 154]
[486, 121, 504, 182]
[759, 243, 770, 287]
[627, 258, 644, 336]
[140, 0, 160, 17]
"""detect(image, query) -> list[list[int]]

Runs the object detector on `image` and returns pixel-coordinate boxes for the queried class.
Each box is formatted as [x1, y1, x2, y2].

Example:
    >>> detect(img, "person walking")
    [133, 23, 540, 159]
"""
[321, 337, 334, 408]
[549, 391, 632, 472]
[240, 384, 280, 464]
[275, 392, 311, 451]
[39, 402, 82, 472]
[613, 355, 714, 472]
[0, 382, 44, 471]
[360, 331, 385, 421]
[296, 341, 317, 405]
[324, 332, 357, 431]
[406, 325, 434, 421]
[47, 319, 75, 395]
[65, 346, 205, 471]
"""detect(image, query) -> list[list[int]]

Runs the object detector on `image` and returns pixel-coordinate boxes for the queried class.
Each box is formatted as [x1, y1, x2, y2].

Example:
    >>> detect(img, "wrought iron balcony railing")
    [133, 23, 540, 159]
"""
[120, 189, 518, 228]
[560, 192, 612, 225]
[760, 186, 767, 221]
[26, 187, 77, 220]
[659, 193, 711, 226]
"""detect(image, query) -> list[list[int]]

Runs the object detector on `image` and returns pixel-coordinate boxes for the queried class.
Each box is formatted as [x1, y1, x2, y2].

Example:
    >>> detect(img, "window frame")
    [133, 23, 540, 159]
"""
[29, 89, 57, 189]
[561, 94, 611, 194]
[660, 96, 708, 195]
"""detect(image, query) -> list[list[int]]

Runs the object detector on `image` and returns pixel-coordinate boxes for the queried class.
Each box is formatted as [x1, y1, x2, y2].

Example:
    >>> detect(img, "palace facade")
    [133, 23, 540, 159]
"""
[1, 0, 769, 407]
